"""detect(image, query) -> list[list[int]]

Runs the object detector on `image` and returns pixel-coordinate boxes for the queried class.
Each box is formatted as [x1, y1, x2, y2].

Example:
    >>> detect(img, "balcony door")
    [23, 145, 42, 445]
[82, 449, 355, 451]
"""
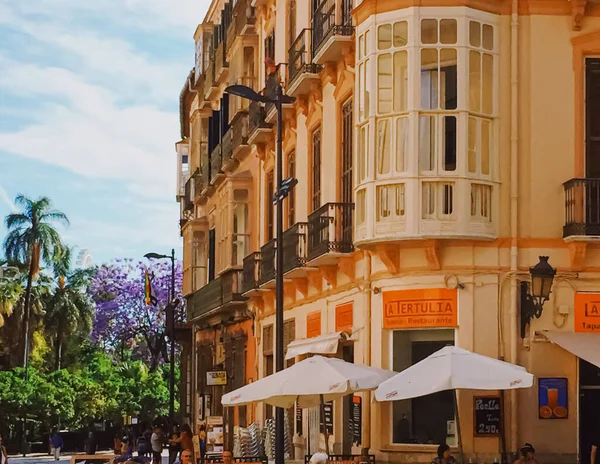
[341, 99, 353, 243]
[208, 228, 216, 281]
[585, 58, 600, 229]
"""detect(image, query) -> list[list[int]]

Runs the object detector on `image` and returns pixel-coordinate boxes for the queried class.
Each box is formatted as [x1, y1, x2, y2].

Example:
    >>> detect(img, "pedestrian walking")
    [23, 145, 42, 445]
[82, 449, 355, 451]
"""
[137, 431, 150, 458]
[431, 444, 456, 464]
[151, 425, 163, 464]
[50, 430, 64, 461]
[0, 433, 9, 464]
[168, 425, 180, 464]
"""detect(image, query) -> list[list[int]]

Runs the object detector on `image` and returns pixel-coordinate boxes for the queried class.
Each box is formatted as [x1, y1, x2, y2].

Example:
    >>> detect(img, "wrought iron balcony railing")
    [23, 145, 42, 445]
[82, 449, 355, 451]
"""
[187, 269, 245, 321]
[242, 252, 261, 294]
[227, 0, 256, 49]
[259, 239, 276, 286]
[312, 0, 354, 59]
[564, 178, 600, 237]
[210, 144, 223, 184]
[282, 222, 309, 274]
[307, 202, 354, 261]
[248, 101, 272, 139]
[231, 110, 249, 159]
[288, 29, 321, 88]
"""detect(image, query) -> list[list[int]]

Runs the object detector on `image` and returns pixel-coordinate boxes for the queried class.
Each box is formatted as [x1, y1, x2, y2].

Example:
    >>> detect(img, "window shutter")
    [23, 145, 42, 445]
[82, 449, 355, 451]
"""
[263, 325, 274, 354]
[284, 319, 296, 350]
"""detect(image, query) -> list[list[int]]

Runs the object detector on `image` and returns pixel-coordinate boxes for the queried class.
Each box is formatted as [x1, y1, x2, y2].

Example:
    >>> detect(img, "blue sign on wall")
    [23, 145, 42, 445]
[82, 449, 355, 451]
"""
[538, 377, 568, 419]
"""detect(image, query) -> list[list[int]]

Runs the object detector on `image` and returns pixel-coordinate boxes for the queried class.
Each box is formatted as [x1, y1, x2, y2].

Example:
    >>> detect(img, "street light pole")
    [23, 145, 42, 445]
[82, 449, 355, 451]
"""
[224, 83, 295, 464]
[169, 248, 176, 424]
[144, 249, 177, 425]
[274, 84, 285, 464]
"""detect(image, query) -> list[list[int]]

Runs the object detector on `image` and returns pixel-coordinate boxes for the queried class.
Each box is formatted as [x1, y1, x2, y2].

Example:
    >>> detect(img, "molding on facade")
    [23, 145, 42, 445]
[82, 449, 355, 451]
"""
[568, 241, 588, 271]
[338, 256, 356, 281]
[320, 265, 338, 288]
[292, 277, 309, 298]
[424, 240, 442, 271]
[284, 281, 297, 303]
[307, 270, 323, 292]
[374, 243, 400, 274]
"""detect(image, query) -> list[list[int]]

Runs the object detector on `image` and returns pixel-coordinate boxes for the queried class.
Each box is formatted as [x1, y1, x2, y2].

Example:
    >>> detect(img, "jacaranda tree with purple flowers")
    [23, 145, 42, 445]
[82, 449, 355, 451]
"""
[89, 258, 184, 371]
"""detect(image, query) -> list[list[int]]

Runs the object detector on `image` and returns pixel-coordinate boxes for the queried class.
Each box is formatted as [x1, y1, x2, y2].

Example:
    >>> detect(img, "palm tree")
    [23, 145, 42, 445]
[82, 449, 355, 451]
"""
[3, 195, 69, 368]
[45, 247, 95, 370]
[0, 266, 24, 328]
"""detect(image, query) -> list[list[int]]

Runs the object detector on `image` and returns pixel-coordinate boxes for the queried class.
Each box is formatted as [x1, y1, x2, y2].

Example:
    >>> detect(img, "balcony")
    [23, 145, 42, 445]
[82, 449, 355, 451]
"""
[187, 269, 246, 321]
[215, 40, 229, 83]
[564, 178, 600, 238]
[227, 0, 256, 51]
[307, 203, 354, 265]
[210, 144, 225, 186]
[192, 168, 205, 203]
[203, 62, 219, 101]
[288, 29, 322, 96]
[248, 100, 273, 145]
[242, 252, 261, 295]
[259, 239, 276, 287]
[231, 110, 251, 161]
[312, 0, 354, 65]
[264, 65, 291, 123]
[221, 126, 236, 173]
[282, 222, 310, 276]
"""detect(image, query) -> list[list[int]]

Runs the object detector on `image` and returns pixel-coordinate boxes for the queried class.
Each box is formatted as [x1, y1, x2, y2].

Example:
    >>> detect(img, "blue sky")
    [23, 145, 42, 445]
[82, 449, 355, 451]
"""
[0, 0, 210, 265]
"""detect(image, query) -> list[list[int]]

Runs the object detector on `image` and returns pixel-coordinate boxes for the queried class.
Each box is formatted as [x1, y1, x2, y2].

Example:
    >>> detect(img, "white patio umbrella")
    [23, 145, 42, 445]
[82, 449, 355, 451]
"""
[222, 355, 396, 453]
[375, 346, 534, 462]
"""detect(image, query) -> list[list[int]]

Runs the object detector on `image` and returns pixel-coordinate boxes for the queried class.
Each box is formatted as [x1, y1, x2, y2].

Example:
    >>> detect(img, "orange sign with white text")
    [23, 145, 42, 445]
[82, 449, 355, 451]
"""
[575, 293, 600, 332]
[383, 288, 458, 329]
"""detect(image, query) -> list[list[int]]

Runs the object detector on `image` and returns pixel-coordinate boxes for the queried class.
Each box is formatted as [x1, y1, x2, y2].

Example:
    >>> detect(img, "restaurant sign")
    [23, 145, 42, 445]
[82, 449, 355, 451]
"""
[207, 371, 227, 386]
[383, 288, 458, 329]
[575, 293, 600, 332]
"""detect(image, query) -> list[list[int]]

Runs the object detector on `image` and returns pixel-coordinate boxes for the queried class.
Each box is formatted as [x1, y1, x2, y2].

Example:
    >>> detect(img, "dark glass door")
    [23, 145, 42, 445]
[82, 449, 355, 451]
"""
[208, 228, 216, 281]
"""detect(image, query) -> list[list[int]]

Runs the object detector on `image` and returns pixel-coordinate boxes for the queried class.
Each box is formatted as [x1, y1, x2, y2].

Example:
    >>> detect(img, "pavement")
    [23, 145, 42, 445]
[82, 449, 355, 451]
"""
[7, 450, 170, 464]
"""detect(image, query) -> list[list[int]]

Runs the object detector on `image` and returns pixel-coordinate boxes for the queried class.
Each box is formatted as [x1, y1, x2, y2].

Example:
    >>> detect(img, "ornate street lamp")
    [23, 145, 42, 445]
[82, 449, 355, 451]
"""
[520, 256, 556, 337]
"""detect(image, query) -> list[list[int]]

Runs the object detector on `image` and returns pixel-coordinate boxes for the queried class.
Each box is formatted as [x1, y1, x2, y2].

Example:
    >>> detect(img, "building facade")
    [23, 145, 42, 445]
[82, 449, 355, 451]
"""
[176, 0, 600, 461]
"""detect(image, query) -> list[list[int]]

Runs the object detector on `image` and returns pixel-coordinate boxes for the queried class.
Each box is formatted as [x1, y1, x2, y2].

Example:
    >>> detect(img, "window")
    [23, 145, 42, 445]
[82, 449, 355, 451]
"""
[376, 184, 405, 221]
[470, 183, 492, 221]
[422, 182, 454, 219]
[356, 189, 366, 225]
[288, 0, 296, 50]
[392, 330, 455, 444]
[287, 152, 296, 227]
[312, 128, 322, 212]
[267, 172, 274, 240]
[357, 124, 369, 182]
[377, 22, 408, 115]
[342, 99, 354, 205]
[232, 189, 250, 266]
[263, 325, 274, 419]
[192, 231, 207, 291]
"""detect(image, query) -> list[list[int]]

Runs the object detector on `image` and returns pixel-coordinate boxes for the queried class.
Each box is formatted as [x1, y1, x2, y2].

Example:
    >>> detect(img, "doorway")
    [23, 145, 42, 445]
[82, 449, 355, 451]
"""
[580, 358, 600, 464]
[342, 344, 354, 454]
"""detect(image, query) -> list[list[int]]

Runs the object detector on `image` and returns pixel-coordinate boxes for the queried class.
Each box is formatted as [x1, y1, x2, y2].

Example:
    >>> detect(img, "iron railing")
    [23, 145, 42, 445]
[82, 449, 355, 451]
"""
[222, 127, 234, 165]
[227, 0, 256, 49]
[312, 0, 354, 57]
[259, 239, 276, 286]
[215, 39, 228, 77]
[183, 177, 194, 211]
[210, 144, 223, 184]
[187, 269, 245, 320]
[231, 111, 249, 154]
[248, 101, 271, 136]
[564, 178, 600, 237]
[307, 202, 354, 261]
[242, 252, 261, 294]
[288, 29, 320, 87]
[204, 62, 215, 97]
[264, 65, 287, 117]
[282, 222, 308, 274]
[192, 168, 203, 200]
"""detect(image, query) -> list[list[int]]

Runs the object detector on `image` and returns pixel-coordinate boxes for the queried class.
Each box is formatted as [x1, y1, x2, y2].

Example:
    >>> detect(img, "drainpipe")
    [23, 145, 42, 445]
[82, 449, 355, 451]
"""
[361, 251, 372, 459]
[509, 0, 520, 455]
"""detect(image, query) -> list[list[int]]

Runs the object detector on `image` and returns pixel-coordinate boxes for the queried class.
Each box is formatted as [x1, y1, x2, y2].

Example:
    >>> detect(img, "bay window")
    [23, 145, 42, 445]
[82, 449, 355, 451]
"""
[355, 10, 498, 241]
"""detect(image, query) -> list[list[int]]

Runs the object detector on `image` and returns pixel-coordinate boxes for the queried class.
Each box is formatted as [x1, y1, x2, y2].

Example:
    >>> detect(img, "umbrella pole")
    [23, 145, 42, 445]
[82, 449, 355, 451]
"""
[320, 394, 330, 455]
[453, 390, 464, 464]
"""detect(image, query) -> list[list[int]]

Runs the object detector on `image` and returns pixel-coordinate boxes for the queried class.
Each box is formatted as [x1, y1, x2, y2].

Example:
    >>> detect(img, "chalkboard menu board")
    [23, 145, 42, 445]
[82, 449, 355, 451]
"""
[296, 402, 303, 436]
[320, 401, 334, 434]
[352, 396, 362, 445]
[474, 396, 502, 437]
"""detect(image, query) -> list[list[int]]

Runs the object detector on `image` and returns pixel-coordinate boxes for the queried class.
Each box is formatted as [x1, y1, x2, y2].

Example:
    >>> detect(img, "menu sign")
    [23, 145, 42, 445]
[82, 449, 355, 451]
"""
[575, 293, 600, 332]
[207, 371, 227, 386]
[383, 289, 458, 329]
[295, 402, 303, 436]
[352, 395, 362, 445]
[474, 396, 501, 437]
[320, 401, 334, 434]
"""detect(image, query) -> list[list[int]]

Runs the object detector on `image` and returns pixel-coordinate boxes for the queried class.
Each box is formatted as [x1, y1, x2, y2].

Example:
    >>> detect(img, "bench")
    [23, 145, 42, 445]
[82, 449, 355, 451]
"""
[70, 454, 117, 464]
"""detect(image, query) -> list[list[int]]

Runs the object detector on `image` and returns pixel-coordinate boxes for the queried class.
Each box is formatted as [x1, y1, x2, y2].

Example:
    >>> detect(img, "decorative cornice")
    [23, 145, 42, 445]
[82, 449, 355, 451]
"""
[572, 0, 588, 30]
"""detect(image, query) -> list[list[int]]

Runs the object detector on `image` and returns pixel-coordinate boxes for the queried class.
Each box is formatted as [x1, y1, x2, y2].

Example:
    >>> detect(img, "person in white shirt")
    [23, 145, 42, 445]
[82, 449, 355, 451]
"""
[0, 433, 8, 464]
[151, 426, 163, 464]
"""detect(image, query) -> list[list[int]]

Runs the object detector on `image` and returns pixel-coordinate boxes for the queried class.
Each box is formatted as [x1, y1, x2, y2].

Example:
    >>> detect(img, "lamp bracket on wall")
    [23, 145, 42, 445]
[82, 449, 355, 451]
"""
[520, 281, 544, 339]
